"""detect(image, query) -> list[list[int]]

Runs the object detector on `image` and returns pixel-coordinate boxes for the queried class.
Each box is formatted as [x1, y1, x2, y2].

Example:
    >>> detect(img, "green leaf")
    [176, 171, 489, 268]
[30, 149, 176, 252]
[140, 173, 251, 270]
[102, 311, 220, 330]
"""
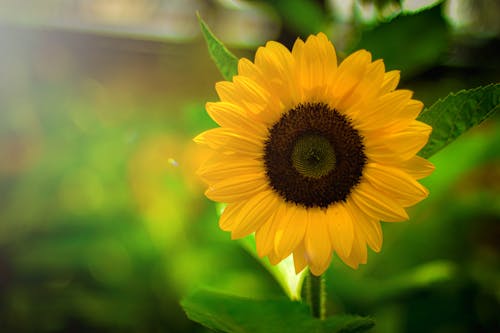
[181, 289, 374, 333]
[353, 4, 448, 76]
[418, 83, 500, 158]
[197, 13, 239, 81]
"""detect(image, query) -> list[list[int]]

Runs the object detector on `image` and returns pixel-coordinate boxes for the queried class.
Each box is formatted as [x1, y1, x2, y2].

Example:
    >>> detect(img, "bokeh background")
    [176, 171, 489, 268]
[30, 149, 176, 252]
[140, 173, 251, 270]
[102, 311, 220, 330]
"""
[0, 0, 498, 332]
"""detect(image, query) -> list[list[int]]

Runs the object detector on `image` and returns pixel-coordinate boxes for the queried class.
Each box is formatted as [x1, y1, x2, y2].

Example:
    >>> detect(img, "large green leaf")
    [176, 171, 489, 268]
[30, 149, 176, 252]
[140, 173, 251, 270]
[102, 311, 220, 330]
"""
[181, 289, 374, 333]
[197, 14, 239, 81]
[418, 83, 500, 158]
[353, 4, 448, 76]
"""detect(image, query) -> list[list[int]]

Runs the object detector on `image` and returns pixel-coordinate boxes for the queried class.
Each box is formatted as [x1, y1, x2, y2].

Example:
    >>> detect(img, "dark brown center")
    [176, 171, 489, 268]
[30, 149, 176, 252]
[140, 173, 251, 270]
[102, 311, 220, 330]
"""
[263, 102, 366, 208]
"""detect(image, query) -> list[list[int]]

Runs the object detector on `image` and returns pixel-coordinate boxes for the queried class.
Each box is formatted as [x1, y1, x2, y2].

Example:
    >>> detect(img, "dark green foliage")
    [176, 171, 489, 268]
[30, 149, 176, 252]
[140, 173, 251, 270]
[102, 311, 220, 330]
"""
[182, 289, 374, 333]
[353, 4, 449, 76]
[263, 0, 327, 37]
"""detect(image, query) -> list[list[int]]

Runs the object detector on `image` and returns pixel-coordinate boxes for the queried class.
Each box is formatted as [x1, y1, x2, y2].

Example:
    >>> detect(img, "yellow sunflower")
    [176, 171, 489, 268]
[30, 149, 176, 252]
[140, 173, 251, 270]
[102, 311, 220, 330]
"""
[195, 33, 434, 276]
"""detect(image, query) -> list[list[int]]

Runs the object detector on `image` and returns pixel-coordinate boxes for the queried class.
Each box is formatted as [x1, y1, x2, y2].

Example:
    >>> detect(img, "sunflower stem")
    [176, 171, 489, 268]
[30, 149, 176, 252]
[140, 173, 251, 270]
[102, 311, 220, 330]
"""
[306, 272, 326, 319]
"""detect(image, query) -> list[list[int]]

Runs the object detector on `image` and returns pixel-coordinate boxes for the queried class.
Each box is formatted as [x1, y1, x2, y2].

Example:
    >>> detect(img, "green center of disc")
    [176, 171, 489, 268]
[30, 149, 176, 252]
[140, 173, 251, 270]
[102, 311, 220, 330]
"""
[291, 134, 336, 179]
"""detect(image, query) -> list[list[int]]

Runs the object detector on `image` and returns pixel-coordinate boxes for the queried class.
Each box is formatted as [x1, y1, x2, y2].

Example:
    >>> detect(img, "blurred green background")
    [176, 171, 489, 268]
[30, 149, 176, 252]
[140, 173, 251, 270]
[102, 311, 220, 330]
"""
[0, 0, 498, 332]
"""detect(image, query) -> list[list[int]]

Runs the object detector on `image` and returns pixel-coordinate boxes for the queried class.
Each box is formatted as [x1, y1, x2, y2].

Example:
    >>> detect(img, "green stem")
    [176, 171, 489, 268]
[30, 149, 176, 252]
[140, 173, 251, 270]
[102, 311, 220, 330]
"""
[306, 272, 326, 319]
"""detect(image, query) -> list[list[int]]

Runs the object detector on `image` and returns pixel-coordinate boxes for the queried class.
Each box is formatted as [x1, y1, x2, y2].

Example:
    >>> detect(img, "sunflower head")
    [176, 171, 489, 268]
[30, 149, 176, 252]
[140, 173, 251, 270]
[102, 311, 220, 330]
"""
[195, 33, 434, 276]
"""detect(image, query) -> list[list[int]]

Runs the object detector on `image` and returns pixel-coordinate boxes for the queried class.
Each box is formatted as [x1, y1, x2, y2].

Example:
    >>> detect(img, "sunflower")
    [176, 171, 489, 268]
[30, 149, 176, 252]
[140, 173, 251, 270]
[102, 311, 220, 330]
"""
[195, 33, 434, 276]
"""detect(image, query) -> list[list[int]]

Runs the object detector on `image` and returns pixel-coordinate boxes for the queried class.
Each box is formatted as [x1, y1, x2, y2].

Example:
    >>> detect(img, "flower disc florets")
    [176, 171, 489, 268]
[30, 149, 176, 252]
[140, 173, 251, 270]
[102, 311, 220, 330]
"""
[264, 102, 366, 208]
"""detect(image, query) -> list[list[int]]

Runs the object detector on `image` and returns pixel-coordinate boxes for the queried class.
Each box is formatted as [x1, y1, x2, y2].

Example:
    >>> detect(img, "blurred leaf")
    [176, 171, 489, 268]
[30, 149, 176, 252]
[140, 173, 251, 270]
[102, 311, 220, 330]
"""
[353, 4, 448, 76]
[369, 261, 458, 303]
[401, 0, 444, 14]
[181, 289, 374, 333]
[418, 83, 500, 158]
[264, 0, 326, 36]
[239, 235, 307, 301]
[197, 13, 238, 81]
[360, 0, 402, 10]
[326, 259, 458, 309]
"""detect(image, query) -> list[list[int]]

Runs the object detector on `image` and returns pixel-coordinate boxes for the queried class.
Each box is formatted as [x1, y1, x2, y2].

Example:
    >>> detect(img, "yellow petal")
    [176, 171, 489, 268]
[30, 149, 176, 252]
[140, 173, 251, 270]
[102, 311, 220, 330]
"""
[193, 127, 263, 156]
[254, 41, 299, 106]
[398, 155, 435, 180]
[268, 250, 281, 265]
[366, 99, 424, 134]
[391, 99, 423, 125]
[363, 163, 429, 207]
[205, 173, 267, 202]
[255, 208, 281, 257]
[329, 49, 372, 110]
[304, 209, 332, 276]
[198, 158, 263, 183]
[274, 204, 307, 260]
[291, 37, 306, 79]
[256, 41, 295, 76]
[231, 190, 280, 239]
[216, 75, 267, 105]
[309, 253, 332, 276]
[354, 90, 413, 131]
[350, 181, 409, 222]
[326, 203, 354, 260]
[215, 76, 281, 122]
[237, 57, 269, 90]
[342, 59, 385, 114]
[377, 121, 432, 160]
[219, 201, 245, 231]
[346, 200, 383, 253]
[362, 219, 383, 253]
[206, 101, 267, 136]
[340, 228, 367, 269]
[314, 32, 337, 71]
[232, 76, 270, 110]
[292, 242, 308, 274]
[365, 120, 432, 163]
[380, 70, 400, 93]
[293, 33, 337, 98]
